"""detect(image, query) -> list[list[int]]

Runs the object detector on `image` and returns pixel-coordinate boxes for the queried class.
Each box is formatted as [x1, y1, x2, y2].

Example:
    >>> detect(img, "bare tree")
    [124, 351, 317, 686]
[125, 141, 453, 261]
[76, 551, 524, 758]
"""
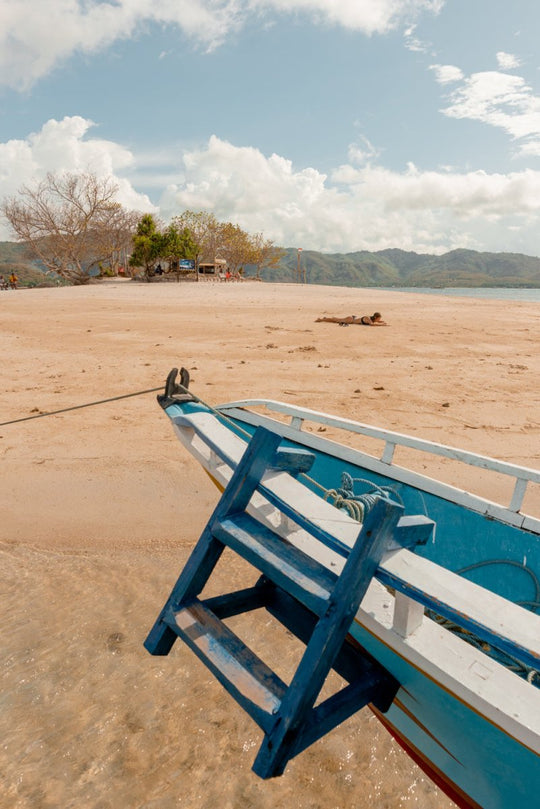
[1, 171, 126, 284]
[250, 232, 285, 279]
[91, 204, 140, 276]
[219, 222, 254, 275]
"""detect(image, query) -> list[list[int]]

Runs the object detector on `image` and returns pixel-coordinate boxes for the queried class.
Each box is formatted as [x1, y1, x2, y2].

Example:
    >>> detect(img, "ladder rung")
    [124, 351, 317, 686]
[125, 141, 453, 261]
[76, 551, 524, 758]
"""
[165, 599, 287, 731]
[213, 512, 338, 616]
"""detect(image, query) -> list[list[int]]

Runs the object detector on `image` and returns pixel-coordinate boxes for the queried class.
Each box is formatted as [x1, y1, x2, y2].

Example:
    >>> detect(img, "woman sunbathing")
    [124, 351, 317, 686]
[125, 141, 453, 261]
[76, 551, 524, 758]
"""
[315, 312, 387, 326]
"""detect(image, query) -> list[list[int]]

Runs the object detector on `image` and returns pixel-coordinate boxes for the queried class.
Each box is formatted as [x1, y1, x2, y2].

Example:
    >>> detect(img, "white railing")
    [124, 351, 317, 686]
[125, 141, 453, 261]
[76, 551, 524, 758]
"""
[217, 399, 540, 528]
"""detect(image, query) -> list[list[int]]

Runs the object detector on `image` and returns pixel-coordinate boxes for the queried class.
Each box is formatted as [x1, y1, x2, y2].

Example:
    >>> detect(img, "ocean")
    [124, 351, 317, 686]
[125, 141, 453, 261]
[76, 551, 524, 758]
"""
[380, 287, 540, 302]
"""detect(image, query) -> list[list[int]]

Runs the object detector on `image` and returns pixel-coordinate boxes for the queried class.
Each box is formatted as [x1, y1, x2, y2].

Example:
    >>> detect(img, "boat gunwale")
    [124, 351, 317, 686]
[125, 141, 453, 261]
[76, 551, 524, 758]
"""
[215, 399, 540, 533]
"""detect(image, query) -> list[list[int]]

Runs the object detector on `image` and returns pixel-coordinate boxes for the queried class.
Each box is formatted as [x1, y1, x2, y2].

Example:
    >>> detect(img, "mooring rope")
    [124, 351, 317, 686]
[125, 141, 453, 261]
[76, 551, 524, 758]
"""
[0, 386, 163, 427]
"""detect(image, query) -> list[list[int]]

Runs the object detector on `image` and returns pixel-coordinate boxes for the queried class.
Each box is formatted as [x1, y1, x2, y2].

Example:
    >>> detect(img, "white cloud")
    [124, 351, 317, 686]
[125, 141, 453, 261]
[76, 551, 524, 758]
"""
[430, 63, 464, 84]
[0, 0, 445, 90]
[497, 51, 521, 70]
[441, 69, 540, 157]
[158, 135, 540, 254]
[0, 116, 156, 231]
[346, 137, 381, 166]
[403, 22, 432, 53]
[4, 122, 540, 256]
[0, 0, 243, 91]
[251, 1, 445, 35]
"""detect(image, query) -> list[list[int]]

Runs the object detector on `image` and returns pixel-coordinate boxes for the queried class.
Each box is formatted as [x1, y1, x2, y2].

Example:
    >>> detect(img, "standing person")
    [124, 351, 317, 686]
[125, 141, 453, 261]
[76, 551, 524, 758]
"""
[0, 275, 8, 290]
[8, 272, 18, 289]
[315, 312, 387, 326]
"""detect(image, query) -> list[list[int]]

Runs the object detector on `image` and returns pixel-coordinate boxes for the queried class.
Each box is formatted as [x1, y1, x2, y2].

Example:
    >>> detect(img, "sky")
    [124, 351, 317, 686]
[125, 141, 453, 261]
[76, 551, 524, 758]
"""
[2, 0, 540, 256]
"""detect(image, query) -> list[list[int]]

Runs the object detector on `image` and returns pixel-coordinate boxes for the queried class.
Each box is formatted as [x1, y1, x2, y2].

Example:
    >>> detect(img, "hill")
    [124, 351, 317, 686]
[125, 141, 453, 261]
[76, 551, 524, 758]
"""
[2, 240, 540, 288]
[0, 241, 67, 287]
[258, 247, 540, 287]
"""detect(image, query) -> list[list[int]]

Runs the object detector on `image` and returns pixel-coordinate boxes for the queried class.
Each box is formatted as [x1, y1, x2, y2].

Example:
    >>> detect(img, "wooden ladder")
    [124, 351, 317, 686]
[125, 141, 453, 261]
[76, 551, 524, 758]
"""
[144, 426, 402, 778]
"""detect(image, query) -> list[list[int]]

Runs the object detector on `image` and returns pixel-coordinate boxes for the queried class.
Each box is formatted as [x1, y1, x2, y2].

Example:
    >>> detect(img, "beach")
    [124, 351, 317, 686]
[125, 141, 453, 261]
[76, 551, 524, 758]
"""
[1, 279, 538, 809]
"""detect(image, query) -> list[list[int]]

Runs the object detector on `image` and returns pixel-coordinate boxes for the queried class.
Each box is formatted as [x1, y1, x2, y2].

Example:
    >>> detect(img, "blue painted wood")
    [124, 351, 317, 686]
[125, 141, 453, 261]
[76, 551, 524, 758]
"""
[202, 581, 272, 619]
[252, 496, 403, 778]
[145, 427, 283, 655]
[264, 584, 397, 710]
[167, 598, 287, 732]
[267, 446, 315, 474]
[255, 478, 432, 560]
[293, 672, 397, 757]
[145, 425, 403, 779]
[392, 515, 434, 549]
[213, 512, 338, 616]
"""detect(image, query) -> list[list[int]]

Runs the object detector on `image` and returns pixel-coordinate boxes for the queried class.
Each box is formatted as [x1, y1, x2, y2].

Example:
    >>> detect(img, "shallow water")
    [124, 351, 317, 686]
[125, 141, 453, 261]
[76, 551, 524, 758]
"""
[1, 542, 453, 809]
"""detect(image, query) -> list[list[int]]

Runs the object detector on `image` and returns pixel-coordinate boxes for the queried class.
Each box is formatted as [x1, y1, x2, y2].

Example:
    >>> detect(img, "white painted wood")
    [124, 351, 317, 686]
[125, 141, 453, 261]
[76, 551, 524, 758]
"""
[171, 409, 540, 662]
[218, 399, 540, 485]
[510, 477, 528, 512]
[356, 580, 540, 752]
[393, 592, 424, 638]
[217, 404, 540, 532]
[381, 442, 396, 464]
[381, 547, 540, 662]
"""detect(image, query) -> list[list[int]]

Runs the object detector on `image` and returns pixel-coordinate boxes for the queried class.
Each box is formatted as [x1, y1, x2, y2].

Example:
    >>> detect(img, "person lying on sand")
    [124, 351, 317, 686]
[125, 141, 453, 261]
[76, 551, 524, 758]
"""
[315, 312, 387, 326]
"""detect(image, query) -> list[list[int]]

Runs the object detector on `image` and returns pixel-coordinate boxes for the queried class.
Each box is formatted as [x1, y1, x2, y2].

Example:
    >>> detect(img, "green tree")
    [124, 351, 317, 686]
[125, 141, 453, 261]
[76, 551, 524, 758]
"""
[129, 214, 164, 280]
[163, 223, 197, 281]
[171, 210, 221, 280]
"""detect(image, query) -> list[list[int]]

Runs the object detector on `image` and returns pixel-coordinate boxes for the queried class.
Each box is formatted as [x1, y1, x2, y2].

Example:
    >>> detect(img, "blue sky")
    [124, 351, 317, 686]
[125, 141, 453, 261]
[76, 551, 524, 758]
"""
[2, 1, 540, 257]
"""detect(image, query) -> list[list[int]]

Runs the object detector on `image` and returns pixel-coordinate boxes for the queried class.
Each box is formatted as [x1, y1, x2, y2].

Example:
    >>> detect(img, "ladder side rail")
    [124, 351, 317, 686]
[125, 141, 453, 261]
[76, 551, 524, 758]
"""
[145, 428, 283, 656]
[252, 497, 404, 778]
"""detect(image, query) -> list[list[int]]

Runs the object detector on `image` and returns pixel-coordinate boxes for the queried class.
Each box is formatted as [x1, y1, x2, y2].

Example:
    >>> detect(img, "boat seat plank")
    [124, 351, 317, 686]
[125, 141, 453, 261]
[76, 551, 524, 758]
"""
[378, 549, 540, 671]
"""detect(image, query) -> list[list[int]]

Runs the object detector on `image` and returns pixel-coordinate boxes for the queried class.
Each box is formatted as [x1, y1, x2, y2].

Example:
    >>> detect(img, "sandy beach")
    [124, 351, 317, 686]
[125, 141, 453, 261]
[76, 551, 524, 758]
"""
[1, 279, 538, 809]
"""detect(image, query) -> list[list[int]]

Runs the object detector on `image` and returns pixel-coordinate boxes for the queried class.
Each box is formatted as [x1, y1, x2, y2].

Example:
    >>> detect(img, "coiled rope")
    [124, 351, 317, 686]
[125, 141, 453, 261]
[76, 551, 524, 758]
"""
[322, 471, 404, 521]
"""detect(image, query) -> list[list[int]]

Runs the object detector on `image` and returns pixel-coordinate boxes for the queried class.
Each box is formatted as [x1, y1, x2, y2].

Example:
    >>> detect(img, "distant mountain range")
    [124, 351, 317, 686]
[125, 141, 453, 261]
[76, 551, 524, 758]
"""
[0, 241, 63, 286]
[262, 247, 540, 288]
[2, 239, 540, 288]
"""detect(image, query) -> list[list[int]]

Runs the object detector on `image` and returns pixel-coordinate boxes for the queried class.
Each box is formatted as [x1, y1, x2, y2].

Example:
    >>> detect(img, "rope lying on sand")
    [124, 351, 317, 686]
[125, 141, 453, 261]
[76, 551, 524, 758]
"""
[0, 386, 163, 426]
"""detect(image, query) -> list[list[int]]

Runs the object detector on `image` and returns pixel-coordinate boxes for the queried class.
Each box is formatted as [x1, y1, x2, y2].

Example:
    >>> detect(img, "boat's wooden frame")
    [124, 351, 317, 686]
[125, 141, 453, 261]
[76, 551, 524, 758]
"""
[154, 385, 540, 807]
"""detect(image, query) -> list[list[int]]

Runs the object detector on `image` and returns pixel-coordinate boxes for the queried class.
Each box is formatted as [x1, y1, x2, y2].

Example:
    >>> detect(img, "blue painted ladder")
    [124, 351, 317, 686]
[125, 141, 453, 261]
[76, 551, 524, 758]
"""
[144, 426, 403, 778]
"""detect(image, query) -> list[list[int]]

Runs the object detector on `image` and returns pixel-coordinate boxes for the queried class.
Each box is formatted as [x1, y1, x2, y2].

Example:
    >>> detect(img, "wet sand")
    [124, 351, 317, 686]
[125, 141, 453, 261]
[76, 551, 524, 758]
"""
[1, 280, 538, 808]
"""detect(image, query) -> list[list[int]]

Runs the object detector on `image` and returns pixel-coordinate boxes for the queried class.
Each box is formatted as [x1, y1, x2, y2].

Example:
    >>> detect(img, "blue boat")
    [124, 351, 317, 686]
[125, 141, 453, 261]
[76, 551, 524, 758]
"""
[145, 368, 540, 808]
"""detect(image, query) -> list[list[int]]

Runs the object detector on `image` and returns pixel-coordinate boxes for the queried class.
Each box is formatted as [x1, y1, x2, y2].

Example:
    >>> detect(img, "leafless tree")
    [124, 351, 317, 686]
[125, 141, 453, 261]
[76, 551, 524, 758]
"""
[1, 171, 134, 284]
[91, 204, 141, 276]
[219, 222, 254, 275]
[249, 232, 285, 279]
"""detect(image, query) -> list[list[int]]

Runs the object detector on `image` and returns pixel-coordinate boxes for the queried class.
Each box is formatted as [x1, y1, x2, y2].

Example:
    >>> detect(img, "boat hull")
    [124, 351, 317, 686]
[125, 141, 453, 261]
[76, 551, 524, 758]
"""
[157, 382, 540, 808]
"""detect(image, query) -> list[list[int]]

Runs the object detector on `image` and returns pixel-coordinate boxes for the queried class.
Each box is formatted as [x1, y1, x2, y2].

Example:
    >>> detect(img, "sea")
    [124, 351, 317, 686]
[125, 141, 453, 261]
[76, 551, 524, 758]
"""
[379, 287, 540, 302]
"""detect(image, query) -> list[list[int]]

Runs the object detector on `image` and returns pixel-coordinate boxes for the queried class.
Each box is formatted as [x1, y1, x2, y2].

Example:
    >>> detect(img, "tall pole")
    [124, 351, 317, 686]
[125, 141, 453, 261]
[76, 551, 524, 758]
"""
[297, 248, 302, 283]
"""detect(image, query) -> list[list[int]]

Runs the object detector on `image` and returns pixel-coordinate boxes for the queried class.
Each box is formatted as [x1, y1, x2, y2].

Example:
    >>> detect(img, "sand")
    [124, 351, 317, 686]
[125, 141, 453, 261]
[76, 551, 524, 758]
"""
[1, 279, 538, 808]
